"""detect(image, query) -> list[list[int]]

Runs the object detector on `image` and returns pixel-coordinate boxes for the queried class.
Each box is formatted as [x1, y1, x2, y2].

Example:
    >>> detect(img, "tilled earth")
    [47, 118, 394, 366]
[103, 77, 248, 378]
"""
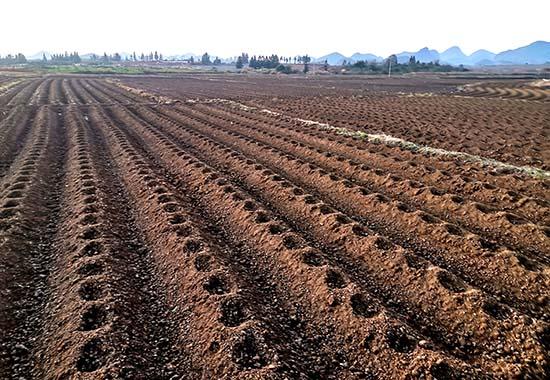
[0, 75, 548, 379]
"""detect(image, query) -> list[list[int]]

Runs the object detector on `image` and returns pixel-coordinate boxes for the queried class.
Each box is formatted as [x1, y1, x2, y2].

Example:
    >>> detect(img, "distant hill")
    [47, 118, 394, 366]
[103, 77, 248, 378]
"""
[311, 41, 549, 67]
[396, 47, 440, 64]
[350, 53, 382, 62]
[468, 49, 496, 65]
[314, 52, 349, 65]
[393, 42, 550, 66]
[495, 41, 550, 65]
[440, 46, 468, 65]
[28, 51, 51, 60]
[166, 53, 196, 61]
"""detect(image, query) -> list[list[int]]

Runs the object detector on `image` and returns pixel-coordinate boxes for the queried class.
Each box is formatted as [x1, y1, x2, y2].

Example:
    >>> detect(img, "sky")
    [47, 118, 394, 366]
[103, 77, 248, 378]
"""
[1, 0, 549, 58]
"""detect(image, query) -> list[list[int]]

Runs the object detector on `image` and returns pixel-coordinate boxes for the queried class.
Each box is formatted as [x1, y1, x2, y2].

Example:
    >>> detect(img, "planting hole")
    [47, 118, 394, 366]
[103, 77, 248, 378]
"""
[350, 293, 378, 318]
[76, 338, 107, 373]
[268, 223, 285, 235]
[396, 202, 414, 213]
[81, 227, 100, 240]
[419, 213, 437, 224]
[319, 205, 334, 215]
[82, 241, 103, 256]
[163, 203, 179, 213]
[169, 214, 185, 225]
[444, 224, 463, 236]
[3, 200, 19, 208]
[504, 213, 527, 225]
[80, 305, 108, 331]
[304, 195, 318, 204]
[79, 281, 104, 301]
[81, 214, 97, 226]
[282, 234, 302, 249]
[82, 205, 98, 214]
[386, 328, 417, 353]
[325, 268, 346, 289]
[203, 275, 229, 295]
[516, 254, 540, 272]
[334, 214, 352, 225]
[184, 239, 203, 253]
[77, 261, 104, 276]
[436, 271, 467, 293]
[430, 362, 462, 380]
[194, 255, 212, 272]
[231, 329, 267, 369]
[351, 224, 368, 236]
[81, 187, 96, 196]
[220, 297, 248, 327]
[404, 254, 428, 270]
[373, 236, 393, 250]
[429, 187, 445, 196]
[175, 224, 192, 237]
[482, 300, 511, 320]
[243, 200, 256, 211]
[302, 249, 324, 266]
[450, 195, 463, 204]
[479, 238, 498, 251]
[255, 212, 270, 224]
[158, 194, 173, 204]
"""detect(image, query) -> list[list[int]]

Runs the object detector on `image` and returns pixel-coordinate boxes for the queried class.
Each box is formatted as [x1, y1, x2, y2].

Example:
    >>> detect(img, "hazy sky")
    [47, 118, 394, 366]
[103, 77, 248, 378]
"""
[2, 0, 549, 57]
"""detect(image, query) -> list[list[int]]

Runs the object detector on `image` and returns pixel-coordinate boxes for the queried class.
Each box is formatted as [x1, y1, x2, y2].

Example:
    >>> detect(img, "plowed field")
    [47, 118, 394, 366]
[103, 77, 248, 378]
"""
[0, 75, 548, 379]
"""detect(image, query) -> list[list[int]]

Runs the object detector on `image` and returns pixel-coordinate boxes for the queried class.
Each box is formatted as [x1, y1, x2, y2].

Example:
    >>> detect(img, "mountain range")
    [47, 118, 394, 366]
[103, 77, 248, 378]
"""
[25, 41, 549, 66]
[314, 41, 550, 66]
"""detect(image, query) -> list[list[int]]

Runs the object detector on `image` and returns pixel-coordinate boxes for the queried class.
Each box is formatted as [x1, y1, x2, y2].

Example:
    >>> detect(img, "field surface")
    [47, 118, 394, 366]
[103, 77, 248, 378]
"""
[0, 74, 548, 379]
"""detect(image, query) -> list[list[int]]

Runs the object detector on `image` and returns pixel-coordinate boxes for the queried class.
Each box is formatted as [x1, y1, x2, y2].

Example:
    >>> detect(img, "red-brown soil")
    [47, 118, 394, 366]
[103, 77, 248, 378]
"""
[0, 75, 548, 379]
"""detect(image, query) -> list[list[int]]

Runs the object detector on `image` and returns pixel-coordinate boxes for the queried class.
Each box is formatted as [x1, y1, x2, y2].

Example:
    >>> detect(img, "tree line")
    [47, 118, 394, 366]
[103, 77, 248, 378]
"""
[350, 55, 467, 73]
[46, 52, 81, 64]
[235, 53, 311, 73]
[0, 53, 27, 64]
[40, 51, 166, 64]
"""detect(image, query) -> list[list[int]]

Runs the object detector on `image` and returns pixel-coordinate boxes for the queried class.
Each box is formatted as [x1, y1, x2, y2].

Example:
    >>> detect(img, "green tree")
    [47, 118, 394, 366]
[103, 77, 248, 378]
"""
[236, 56, 243, 69]
[302, 55, 310, 73]
[201, 52, 211, 65]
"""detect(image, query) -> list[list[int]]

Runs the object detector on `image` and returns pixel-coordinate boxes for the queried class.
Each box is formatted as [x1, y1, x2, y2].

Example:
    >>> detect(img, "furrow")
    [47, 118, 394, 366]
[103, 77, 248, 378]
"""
[161, 103, 550, 258]
[0, 80, 35, 107]
[88, 101, 489, 377]
[102, 102, 547, 376]
[208, 102, 549, 203]
[91, 105, 308, 379]
[0, 106, 67, 378]
[135, 104, 549, 316]
[0, 106, 37, 178]
[188, 104, 550, 224]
